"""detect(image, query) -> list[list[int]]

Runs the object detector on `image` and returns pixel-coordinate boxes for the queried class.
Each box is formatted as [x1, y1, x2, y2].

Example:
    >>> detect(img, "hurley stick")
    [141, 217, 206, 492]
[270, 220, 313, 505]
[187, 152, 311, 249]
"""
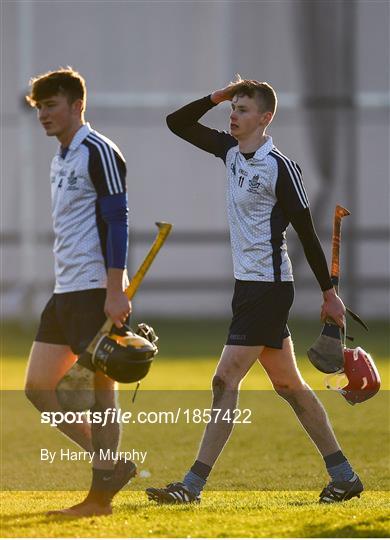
[331, 207, 368, 330]
[307, 205, 350, 373]
[86, 222, 172, 353]
[330, 205, 351, 293]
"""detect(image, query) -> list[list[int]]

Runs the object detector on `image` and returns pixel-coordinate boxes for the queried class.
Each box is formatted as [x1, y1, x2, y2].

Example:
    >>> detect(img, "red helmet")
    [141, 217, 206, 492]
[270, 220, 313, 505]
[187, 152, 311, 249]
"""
[325, 347, 381, 405]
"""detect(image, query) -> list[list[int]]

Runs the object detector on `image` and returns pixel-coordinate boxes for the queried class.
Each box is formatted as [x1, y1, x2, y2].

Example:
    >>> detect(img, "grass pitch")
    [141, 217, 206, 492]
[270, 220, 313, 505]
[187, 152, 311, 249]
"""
[1, 318, 389, 537]
[2, 491, 389, 538]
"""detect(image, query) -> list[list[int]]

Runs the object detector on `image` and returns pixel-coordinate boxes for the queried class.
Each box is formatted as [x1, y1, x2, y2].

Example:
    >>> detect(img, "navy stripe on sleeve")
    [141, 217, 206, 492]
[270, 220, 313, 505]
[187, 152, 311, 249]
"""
[271, 149, 309, 210]
[98, 193, 129, 269]
[83, 134, 126, 196]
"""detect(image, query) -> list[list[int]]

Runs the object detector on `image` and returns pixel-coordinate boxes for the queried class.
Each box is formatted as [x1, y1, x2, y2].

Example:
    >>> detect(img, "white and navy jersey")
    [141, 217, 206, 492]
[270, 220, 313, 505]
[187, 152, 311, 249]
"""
[224, 137, 308, 280]
[49, 123, 127, 293]
[166, 96, 332, 290]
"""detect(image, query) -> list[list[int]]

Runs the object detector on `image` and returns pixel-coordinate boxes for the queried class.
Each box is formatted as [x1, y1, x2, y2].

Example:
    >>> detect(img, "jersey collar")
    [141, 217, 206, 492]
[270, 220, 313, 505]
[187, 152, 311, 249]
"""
[57, 123, 92, 156]
[252, 135, 273, 161]
[238, 135, 273, 161]
[68, 122, 92, 151]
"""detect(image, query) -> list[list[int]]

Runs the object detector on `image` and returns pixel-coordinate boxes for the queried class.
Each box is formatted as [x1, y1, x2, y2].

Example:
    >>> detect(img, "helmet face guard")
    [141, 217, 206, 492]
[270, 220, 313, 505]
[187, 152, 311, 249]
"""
[325, 347, 381, 405]
[56, 324, 158, 412]
[92, 332, 157, 383]
[76, 323, 158, 384]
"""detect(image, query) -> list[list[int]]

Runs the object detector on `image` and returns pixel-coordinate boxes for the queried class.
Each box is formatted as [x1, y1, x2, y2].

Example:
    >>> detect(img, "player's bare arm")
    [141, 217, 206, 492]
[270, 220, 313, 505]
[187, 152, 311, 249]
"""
[105, 268, 132, 328]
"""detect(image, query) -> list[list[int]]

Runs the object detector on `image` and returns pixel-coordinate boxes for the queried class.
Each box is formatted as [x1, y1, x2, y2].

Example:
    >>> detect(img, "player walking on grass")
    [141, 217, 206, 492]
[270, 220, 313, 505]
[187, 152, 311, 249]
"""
[146, 77, 363, 505]
[25, 68, 135, 517]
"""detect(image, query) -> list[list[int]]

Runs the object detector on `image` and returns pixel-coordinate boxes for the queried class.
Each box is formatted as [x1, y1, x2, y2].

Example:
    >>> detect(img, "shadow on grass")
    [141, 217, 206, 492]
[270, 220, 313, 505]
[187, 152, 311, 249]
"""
[1, 511, 57, 530]
[2, 509, 116, 529]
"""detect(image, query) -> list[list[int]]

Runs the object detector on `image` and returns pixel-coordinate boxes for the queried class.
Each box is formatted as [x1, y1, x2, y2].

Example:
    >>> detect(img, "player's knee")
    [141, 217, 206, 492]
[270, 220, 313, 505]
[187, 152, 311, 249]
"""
[212, 375, 228, 402]
[273, 381, 307, 411]
[24, 383, 35, 404]
[25, 379, 60, 411]
[214, 352, 247, 391]
[212, 372, 239, 400]
[25, 383, 49, 411]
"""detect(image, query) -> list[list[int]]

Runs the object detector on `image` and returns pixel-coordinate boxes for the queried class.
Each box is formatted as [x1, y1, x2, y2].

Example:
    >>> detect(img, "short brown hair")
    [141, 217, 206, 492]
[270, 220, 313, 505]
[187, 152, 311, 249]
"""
[232, 75, 277, 115]
[26, 67, 86, 109]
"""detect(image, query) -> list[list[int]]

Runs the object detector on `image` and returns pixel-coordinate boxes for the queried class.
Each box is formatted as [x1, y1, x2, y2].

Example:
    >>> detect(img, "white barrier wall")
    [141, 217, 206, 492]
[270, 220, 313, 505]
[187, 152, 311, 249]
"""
[1, 1, 389, 318]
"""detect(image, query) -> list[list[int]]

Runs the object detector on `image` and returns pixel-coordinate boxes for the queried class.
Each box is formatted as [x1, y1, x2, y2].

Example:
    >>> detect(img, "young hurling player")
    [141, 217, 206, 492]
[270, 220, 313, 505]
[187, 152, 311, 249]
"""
[25, 68, 135, 517]
[146, 77, 363, 505]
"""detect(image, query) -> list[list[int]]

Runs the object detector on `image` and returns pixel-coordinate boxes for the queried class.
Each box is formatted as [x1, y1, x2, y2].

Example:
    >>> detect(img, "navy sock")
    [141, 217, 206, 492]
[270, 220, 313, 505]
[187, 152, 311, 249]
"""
[183, 460, 212, 496]
[324, 451, 354, 482]
[191, 460, 212, 480]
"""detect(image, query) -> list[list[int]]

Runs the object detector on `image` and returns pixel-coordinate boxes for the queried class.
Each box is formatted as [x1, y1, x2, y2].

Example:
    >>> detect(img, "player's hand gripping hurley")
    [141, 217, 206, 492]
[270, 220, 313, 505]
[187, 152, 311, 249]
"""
[307, 206, 350, 373]
[319, 208, 378, 404]
[308, 205, 368, 374]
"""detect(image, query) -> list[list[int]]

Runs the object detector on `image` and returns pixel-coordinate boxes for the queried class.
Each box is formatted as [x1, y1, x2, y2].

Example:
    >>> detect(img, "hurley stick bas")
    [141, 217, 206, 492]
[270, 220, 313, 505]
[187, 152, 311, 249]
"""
[56, 222, 172, 410]
[307, 205, 350, 373]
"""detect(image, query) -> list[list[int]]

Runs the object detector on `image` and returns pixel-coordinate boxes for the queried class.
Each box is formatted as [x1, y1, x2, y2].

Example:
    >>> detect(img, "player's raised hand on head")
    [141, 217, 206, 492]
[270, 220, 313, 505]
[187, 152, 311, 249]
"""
[320, 288, 346, 328]
[210, 76, 245, 104]
[211, 86, 236, 104]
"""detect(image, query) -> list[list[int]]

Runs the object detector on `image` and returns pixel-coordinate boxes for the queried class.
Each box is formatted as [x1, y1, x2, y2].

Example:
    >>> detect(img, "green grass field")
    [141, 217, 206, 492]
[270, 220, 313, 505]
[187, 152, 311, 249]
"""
[1, 319, 389, 537]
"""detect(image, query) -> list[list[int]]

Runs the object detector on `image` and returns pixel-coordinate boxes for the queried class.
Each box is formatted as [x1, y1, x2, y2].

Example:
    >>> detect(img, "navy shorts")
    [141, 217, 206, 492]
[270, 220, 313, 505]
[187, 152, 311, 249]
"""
[226, 280, 294, 349]
[35, 289, 107, 354]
